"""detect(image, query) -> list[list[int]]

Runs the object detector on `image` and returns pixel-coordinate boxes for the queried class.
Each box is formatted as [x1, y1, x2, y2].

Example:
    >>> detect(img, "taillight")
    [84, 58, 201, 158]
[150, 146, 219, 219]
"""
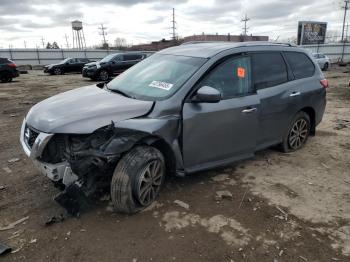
[320, 79, 328, 89]
[7, 63, 17, 68]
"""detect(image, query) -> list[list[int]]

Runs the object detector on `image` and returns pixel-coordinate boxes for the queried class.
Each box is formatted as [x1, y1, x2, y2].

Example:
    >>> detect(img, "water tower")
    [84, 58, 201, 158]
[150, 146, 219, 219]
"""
[71, 20, 86, 49]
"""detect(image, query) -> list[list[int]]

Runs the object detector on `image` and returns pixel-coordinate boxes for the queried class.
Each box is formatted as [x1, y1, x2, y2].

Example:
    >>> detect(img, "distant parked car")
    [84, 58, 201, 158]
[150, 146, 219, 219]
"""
[82, 52, 150, 81]
[44, 58, 92, 75]
[313, 53, 330, 71]
[0, 58, 19, 83]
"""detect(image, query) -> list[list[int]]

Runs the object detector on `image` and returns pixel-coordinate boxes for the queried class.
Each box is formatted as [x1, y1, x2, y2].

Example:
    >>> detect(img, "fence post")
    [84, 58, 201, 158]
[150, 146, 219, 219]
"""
[61, 49, 65, 59]
[9, 47, 13, 60]
[36, 48, 41, 65]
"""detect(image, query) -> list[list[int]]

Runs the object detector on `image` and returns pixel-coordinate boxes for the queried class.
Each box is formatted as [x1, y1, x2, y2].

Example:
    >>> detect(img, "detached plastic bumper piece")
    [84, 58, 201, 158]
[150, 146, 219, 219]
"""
[54, 183, 90, 217]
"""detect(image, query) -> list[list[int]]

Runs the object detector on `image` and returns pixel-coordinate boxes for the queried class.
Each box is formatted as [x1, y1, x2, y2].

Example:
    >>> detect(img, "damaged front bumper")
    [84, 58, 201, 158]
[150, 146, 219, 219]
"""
[20, 119, 86, 215]
[20, 119, 78, 187]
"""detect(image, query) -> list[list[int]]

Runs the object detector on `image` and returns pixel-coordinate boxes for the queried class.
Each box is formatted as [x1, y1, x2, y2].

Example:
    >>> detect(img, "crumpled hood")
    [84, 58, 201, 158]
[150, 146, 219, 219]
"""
[26, 85, 154, 134]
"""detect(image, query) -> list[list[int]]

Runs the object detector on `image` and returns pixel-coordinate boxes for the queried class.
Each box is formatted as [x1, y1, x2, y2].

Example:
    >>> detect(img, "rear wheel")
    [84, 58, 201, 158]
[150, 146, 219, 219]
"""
[99, 70, 109, 81]
[110, 146, 165, 214]
[323, 63, 329, 71]
[281, 111, 311, 152]
[0, 72, 12, 83]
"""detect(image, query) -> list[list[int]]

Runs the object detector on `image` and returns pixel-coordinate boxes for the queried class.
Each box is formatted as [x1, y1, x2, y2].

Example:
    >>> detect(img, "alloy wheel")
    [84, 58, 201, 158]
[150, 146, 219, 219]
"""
[288, 118, 308, 150]
[99, 71, 109, 81]
[135, 159, 164, 206]
[54, 68, 61, 75]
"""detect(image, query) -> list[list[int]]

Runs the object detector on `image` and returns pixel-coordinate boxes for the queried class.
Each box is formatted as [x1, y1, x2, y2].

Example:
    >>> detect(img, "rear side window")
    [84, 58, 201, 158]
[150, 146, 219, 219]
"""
[284, 52, 315, 79]
[251, 52, 288, 90]
[199, 56, 252, 99]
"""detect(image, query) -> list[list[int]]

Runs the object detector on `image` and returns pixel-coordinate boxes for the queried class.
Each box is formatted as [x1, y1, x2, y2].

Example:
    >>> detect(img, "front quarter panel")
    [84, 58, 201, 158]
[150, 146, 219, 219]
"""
[116, 117, 184, 170]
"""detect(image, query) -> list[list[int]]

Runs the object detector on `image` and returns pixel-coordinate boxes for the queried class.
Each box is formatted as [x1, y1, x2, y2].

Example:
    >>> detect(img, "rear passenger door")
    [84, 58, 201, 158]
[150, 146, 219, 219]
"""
[251, 52, 298, 149]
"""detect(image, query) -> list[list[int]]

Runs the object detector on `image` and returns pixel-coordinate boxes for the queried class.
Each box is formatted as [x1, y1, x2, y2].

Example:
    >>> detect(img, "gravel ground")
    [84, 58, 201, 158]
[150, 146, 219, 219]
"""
[0, 68, 349, 261]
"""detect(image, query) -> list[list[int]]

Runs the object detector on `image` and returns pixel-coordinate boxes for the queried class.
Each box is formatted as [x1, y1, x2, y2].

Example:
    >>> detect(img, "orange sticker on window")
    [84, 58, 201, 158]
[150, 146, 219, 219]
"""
[237, 67, 245, 78]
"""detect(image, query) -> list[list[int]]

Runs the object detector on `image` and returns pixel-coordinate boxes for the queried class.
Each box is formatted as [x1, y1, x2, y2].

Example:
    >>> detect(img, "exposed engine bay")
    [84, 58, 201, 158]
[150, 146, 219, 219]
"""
[35, 122, 150, 215]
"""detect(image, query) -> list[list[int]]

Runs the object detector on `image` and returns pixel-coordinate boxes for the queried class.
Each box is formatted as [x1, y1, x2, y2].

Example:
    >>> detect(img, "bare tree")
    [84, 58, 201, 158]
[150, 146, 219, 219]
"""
[114, 37, 127, 49]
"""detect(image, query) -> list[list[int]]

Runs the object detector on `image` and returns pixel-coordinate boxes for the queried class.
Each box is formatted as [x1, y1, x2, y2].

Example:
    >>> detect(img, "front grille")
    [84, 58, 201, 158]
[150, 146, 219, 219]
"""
[24, 126, 39, 148]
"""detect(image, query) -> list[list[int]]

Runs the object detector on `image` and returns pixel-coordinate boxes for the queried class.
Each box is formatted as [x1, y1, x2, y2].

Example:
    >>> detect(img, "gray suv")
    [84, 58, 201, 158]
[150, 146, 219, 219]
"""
[20, 42, 327, 215]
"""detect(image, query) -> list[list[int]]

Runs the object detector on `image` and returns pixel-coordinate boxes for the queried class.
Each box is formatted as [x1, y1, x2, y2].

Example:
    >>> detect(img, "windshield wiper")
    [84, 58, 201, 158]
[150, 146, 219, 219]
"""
[105, 83, 134, 99]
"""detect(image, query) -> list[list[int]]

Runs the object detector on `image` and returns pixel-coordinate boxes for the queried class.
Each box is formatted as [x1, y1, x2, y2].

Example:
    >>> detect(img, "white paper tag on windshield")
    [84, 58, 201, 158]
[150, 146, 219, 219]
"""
[149, 81, 173, 91]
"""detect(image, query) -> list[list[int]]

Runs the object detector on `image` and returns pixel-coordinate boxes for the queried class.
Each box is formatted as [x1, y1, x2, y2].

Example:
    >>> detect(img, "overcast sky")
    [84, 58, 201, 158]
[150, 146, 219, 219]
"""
[0, 0, 347, 48]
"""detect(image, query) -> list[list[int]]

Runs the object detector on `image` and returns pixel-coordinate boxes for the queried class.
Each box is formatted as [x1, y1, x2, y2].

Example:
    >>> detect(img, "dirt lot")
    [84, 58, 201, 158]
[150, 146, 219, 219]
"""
[0, 68, 349, 262]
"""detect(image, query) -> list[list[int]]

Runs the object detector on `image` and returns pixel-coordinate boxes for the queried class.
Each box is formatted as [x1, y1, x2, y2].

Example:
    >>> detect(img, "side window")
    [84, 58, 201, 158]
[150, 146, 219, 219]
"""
[284, 52, 315, 79]
[113, 55, 122, 62]
[251, 52, 288, 90]
[199, 56, 252, 99]
[124, 54, 141, 61]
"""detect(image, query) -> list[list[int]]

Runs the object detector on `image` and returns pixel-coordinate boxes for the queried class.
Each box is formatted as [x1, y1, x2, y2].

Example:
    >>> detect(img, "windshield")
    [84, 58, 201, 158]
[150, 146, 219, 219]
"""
[60, 58, 71, 64]
[107, 54, 206, 100]
[100, 54, 119, 63]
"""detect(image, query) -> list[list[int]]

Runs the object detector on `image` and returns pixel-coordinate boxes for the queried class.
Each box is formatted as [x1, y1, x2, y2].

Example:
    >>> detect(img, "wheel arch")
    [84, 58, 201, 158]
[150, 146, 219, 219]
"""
[300, 106, 316, 135]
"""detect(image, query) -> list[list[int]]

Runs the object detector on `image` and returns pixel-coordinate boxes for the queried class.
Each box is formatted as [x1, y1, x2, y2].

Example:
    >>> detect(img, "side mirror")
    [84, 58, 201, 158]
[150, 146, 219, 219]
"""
[192, 86, 221, 103]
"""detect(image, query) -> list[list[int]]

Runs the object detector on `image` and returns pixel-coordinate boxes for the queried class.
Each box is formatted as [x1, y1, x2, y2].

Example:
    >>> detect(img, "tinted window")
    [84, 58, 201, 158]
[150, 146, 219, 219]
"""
[124, 54, 142, 61]
[251, 52, 288, 89]
[284, 52, 315, 79]
[199, 56, 252, 98]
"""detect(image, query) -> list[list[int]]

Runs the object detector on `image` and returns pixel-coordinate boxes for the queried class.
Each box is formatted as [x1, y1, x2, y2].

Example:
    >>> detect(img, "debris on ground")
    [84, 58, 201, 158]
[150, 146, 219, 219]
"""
[2, 167, 12, 174]
[0, 186, 6, 190]
[174, 200, 190, 210]
[7, 158, 20, 163]
[0, 242, 12, 256]
[276, 206, 288, 221]
[211, 174, 229, 182]
[215, 190, 233, 201]
[334, 119, 350, 130]
[0, 216, 29, 231]
[54, 183, 90, 217]
[45, 214, 66, 226]
[29, 238, 37, 244]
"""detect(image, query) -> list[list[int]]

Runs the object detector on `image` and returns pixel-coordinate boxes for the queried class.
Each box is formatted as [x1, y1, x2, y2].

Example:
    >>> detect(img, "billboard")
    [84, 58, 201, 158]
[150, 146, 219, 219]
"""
[297, 21, 327, 45]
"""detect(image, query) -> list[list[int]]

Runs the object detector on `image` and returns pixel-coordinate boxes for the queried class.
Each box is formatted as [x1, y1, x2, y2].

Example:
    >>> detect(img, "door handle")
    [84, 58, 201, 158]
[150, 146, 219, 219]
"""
[290, 91, 301, 97]
[242, 107, 257, 113]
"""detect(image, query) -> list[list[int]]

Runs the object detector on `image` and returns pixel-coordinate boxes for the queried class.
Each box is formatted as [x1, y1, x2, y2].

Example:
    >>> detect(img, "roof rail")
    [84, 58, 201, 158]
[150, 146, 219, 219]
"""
[181, 41, 297, 47]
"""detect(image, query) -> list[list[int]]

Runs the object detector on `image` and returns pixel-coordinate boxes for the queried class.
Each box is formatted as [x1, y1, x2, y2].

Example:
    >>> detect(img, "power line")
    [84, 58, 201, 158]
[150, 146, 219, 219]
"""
[98, 24, 108, 45]
[341, 0, 350, 42]
[41, 36, 45, 48]
[171, 8, 177, 41]
[241, 14, 250, 36]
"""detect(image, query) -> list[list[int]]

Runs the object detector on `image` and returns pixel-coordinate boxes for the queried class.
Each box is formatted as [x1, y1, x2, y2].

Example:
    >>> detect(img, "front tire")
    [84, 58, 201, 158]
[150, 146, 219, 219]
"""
[99, 70, 109, 81]
[281, 111, 311, 152]
[111, 146, 165, 214]
[53, 68, 62, 75]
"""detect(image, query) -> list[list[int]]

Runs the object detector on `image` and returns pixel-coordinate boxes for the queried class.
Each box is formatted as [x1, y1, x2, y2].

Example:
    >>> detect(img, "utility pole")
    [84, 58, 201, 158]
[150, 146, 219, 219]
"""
[41, 36, 45, 48]
[98, 24, 108, 46]
[341, 0, 349, 42]
[171, 8, 177, 41]
[241, 14, 250, 36]
[64, 34, 70, 49]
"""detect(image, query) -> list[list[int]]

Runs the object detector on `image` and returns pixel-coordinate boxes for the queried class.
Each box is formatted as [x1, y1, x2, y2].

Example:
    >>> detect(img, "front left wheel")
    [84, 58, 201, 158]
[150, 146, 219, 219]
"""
[111, 146, 165, 214]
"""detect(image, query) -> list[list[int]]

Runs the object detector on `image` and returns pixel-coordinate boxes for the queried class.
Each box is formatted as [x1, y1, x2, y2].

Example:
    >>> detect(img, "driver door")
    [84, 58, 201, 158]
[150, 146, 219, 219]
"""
[182, 55, 259, 172]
